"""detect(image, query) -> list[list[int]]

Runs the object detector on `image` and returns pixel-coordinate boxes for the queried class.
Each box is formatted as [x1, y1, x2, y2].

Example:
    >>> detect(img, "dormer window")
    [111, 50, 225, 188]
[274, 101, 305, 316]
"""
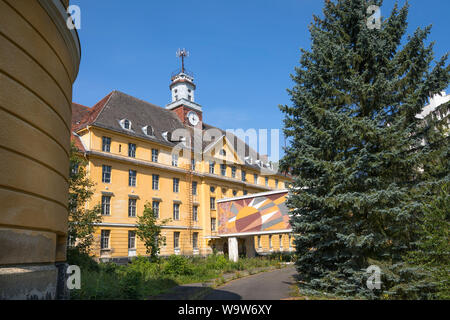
[142, 125, 154, 136]
[162, 131, 172, 142]
[119, 119, 132, 131]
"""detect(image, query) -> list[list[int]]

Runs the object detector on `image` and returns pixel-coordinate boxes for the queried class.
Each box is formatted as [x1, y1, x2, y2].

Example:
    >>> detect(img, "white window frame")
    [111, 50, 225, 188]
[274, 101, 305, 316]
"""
[128, 198, 137, 217]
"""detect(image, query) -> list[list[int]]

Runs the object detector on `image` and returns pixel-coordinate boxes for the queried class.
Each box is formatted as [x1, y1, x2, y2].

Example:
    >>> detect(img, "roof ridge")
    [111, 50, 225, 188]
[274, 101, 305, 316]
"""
[113, 90, 178, 116]
[90, 91, 115, 124]
[72, 102, 90, 109]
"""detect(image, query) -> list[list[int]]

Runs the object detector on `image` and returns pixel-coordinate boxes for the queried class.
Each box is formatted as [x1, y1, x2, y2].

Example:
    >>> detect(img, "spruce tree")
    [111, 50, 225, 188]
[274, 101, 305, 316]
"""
[280, 0, 449, 298]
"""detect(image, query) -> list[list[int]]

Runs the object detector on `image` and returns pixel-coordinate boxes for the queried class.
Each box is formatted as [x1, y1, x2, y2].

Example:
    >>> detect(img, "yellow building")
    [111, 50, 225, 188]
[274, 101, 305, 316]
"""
[0, 0, 80, 299]
[72, 64, 292, 262]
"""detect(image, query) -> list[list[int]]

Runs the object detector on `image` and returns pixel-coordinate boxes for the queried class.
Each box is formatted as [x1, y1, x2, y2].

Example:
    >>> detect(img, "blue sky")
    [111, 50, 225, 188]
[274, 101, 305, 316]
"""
[71, 0, 449, 160]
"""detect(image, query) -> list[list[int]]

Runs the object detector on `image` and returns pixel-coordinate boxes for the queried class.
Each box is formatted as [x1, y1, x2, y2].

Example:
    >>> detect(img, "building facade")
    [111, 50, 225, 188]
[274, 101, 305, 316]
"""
[72, 65, 292, 262]
[0, 0, 80, 299]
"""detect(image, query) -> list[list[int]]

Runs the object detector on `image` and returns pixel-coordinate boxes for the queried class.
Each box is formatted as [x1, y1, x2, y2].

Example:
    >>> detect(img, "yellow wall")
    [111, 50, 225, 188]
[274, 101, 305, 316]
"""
[78, 127, 291, 259]
[0, 0, 80, 266]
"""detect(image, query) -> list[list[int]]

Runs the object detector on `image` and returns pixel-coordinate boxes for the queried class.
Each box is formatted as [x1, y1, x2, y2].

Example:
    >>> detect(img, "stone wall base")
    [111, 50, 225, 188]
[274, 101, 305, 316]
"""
[0, 264, 58, 300]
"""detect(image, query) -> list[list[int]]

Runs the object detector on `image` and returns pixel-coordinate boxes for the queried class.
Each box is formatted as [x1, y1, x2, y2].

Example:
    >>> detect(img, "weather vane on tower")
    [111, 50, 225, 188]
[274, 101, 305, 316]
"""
[176, 48, 189, 73]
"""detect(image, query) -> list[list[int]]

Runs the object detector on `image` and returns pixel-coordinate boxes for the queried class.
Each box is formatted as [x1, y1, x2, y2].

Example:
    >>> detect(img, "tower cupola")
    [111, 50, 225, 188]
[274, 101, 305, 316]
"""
[166, 49, 203, 128]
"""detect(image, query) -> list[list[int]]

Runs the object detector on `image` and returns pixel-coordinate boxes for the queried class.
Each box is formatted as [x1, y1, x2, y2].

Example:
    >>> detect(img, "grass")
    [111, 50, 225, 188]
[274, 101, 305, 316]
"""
[68, 252, 294, 300]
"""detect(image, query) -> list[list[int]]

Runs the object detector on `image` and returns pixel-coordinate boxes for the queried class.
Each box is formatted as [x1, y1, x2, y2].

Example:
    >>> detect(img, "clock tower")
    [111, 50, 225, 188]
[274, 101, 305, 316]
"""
[166, 49, 203, 129]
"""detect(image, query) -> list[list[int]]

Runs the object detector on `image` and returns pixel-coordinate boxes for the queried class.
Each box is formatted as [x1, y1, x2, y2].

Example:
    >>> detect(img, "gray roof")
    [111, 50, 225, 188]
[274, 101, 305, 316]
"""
[90, 91, 185, 147]
[73, 90, 286, 176]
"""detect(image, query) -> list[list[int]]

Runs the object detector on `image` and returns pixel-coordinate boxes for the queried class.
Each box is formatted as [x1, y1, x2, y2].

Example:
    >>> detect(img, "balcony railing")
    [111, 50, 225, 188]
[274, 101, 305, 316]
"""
[171, 68, 194, 79]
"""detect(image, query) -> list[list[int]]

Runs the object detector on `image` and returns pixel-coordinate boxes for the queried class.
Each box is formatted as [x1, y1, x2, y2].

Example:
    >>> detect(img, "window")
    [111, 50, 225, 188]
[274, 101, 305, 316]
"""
[210, 186, 215, 193]
[265, 177, 269, 187]
[128, 231, 136, 249]
[192, 181, 197, 196]
[241, 170, 246, 182]
[102, 136, 111, 152]
[243, 190, 248, 195]
[188, 95, 192, 101]
[193, 232, 198, 250]
[232, 190, 237, 196]
[128, 198, 136, 217]
[102, 165, 111, 183]
[68, 235, 75, 248]
[128, 143, 136, 158]
[231, 166, 236, 178]
[254, 174, 258, 184]
[174, 232, 180, 249]
[220, 164, 226, 176]
[101, 230, 110, 249]
[173, 178, 179, 193]
[143, 125, 154, 136]
[122, 119, 130, 130]
[210, 197, 215, 210]
[275, 179, 279, 189]
[269, 235, 272, 249]
[152, 174, 159, 190]
[289, 235, 292, 249]
[101, 196, 110, 215]
[191, 158, 196, 171]
[70, 162, 79, 176]
[175, 95, 178, 101]
[279, 235, 283, 250]
[119, 144, 122, 153]
[173, 203, 180, 220]
[219, 149, 226, 156]
[258, 236, 261, 248]
[151, 149, 159, 162]
[172, 153, 178, 166]
[152, 201, 160, 218]
[209, 161, 215, 174]
[211, 218, 216, 231]
[193, 206, 198, 222]
[129, 170, 137, 187]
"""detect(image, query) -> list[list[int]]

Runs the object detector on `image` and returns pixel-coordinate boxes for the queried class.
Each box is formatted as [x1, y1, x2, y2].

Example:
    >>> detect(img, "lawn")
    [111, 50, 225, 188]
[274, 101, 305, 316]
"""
[68, 251, 294, 300]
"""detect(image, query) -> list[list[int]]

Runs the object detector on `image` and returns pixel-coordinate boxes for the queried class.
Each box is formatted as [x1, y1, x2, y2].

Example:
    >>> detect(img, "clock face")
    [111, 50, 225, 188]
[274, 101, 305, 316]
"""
[187, 111, 199, 126]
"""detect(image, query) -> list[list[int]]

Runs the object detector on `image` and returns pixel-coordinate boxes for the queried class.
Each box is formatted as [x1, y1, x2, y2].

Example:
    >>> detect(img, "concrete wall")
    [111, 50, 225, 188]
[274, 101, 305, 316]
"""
[0, 0, 80, 299]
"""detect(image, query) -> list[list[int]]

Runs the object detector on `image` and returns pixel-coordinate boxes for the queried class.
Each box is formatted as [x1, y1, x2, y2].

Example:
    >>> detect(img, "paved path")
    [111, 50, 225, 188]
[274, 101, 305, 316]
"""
[204, 266, 297, 300]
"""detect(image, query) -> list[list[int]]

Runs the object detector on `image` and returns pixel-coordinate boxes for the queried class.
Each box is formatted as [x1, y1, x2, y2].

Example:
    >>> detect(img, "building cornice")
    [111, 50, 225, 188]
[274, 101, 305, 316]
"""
[37, 0, 81, 81]
[166, 99, 202, 113]
[93, 222, 202, 230]
[87, 150, 277, 191]
[218, 229, 293, 238]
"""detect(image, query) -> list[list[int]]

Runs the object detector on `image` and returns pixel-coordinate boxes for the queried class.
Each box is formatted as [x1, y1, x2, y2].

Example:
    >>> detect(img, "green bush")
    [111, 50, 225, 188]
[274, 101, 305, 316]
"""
[164, 255, 194, 276]
[99, 261, 119, 274]
[119, 270, 142, 299]
[66, 248, 99, 272]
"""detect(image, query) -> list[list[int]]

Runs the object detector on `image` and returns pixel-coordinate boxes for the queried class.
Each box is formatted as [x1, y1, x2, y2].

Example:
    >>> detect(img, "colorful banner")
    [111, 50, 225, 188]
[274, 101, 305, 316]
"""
[218, 192, 291, 235]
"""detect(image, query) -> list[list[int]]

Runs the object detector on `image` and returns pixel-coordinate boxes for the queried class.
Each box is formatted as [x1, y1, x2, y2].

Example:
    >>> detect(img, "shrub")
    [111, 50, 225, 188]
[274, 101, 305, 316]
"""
[99, 261, 119, 274]
[164, 255, 194, 276]
[66, 248, 99, 272]
[119, 270, 142, 299]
